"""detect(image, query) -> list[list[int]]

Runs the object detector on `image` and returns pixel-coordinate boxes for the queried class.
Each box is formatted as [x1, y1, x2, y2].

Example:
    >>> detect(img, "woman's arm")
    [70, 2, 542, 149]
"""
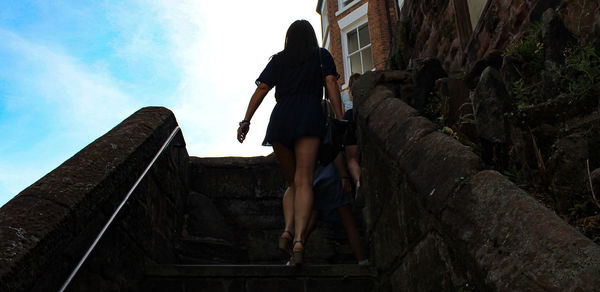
[325, 75, 344, 119]
[237, 82, 272, 143]
[333, 153, 352, 194]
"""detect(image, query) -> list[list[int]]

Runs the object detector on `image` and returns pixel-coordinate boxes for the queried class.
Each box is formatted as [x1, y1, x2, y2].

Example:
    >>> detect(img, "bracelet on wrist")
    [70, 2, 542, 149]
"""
[239, 120, 250, 126]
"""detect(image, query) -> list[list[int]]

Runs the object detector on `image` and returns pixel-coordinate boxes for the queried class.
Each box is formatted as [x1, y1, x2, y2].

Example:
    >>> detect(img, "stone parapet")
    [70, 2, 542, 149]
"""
[353, 71, 600, 291]
[0, 107, 189, 291]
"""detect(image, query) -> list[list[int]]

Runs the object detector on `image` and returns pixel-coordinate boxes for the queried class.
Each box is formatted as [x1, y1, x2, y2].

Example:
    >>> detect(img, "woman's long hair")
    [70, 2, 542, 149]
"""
[277, 20, 319, 66]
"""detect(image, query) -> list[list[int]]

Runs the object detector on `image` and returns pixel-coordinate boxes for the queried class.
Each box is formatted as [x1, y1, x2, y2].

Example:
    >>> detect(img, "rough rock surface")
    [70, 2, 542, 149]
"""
[397, 0, 564, 72]
[473, 66, 511, 144]
[409, 58, 448, 113]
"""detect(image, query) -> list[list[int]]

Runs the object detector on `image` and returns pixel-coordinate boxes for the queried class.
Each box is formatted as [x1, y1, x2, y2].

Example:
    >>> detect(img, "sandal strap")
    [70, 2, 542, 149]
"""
[283, 230, 294, 238]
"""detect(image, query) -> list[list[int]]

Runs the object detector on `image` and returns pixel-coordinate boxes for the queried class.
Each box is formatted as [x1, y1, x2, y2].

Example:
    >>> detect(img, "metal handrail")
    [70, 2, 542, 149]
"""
[59, 125, 181, 292]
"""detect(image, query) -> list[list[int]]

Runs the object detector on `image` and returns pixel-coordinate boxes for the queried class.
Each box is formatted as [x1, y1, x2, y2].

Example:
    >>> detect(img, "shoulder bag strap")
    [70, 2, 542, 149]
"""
[317, 48, 330, 101]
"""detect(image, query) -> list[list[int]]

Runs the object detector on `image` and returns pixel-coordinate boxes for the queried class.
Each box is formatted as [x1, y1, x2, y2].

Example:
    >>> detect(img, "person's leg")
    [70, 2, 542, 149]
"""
[337, 204, 366, 262]
[291, 136, 320, 254]
[305, 210, 319, 243]
[272, 142, 296, 253]
[346, 145, 360, 184]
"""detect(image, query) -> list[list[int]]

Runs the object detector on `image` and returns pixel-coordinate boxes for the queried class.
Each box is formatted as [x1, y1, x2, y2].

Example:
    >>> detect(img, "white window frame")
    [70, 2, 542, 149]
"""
[339, 2, 369, 89]
[335, 0, 361, 16]
[321, 0, 329, 41]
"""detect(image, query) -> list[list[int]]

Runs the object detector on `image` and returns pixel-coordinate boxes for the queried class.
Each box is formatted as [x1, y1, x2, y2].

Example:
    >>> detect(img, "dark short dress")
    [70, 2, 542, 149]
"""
[256, 48, 339, 149]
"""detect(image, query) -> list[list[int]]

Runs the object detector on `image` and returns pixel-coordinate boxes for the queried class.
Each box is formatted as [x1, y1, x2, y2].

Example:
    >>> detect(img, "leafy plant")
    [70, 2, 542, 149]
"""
[504, 21, 545, 75]
[551, 43, 600, 101]
[511, 78, 545, 108]
[424, 90, 450, 127]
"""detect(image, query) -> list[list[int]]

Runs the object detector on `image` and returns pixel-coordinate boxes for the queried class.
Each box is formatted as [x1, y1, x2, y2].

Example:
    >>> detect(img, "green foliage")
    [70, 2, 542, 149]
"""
[569, 201, 596, 218]
[507, 18, 600, 109]
[504, 21, 545, 75]
[566, 0, 595, 39]
[511, 78, 545, 108]
[505, 21, 547, 108]
[551, 43, 600, 102]
[424, 90, 449, 127]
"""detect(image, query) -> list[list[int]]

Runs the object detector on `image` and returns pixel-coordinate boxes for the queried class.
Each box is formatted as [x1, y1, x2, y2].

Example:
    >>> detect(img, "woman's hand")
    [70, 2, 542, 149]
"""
[238, 83, 271, 144]
[237, 121, 250, 143]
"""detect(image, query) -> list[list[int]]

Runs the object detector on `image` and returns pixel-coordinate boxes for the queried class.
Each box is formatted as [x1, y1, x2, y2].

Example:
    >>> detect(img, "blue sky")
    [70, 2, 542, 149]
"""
[0, 0, 324, 206]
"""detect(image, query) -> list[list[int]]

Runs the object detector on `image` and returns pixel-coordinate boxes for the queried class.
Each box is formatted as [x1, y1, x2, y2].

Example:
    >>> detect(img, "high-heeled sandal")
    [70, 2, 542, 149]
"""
[291, 241, 304, 267]
[278, 231, 293, 259]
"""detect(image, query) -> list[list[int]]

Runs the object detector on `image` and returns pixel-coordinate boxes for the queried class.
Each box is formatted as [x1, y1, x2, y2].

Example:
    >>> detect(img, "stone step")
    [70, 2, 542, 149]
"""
[176, 237, 248, 264]
[143, 264, 377, 292]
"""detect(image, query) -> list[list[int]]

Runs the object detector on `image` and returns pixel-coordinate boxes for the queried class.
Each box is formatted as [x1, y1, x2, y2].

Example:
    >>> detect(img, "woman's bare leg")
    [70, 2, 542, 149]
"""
[292, 136, 320, 246]
[305, 210, 319, 242]
[272, 143, 297, 236]
[346, 145, 360, 184]
[337, 204, 366, 262]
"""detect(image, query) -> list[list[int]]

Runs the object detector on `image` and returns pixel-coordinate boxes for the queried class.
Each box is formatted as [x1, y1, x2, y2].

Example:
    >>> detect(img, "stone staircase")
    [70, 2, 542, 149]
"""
[143, 264, 376, 292]
[138, 156, 376, 291]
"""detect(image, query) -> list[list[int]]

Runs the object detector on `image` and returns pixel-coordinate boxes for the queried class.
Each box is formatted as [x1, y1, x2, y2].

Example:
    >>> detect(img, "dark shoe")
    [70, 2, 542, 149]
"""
[291, 241, 304, 267]
[278, 231, 293, 260]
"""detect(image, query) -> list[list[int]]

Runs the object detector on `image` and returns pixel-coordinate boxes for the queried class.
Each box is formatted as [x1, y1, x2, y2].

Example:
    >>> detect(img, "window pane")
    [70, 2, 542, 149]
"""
[362, 46, 374, 71]
[358, 23, 370, 48]
[350, 53, 362, 74]
[347, 30, 358, 54]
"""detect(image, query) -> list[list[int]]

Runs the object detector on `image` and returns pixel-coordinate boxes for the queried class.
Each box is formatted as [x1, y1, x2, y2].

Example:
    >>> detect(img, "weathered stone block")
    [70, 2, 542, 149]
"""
[410, 58, 448, 113]
[473, 66, 511, 144]
[441, 170, 600, 290]
[185, 191, 234, 242]
[401, 130, 481, 214]
[390, 232, 468, 291]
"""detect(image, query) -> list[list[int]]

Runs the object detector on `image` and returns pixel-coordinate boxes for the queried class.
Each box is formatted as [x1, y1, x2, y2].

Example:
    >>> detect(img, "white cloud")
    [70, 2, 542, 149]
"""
[0, 28, 141, 204]
[0, 29, 141, 133]
[147, 0, 323, 157]
[0, 1, 326, 206]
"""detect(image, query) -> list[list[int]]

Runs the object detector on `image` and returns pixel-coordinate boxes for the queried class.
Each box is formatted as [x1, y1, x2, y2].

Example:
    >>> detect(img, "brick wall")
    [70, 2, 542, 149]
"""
[368, 0, 395, 70]
[321, 0, 400, 87]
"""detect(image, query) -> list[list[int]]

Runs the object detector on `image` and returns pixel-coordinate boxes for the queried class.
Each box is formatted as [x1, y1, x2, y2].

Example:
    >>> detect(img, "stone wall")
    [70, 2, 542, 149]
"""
[394, 0, 565, 72]
[0, 107, 189, 291]
[352, 71, 600, 291]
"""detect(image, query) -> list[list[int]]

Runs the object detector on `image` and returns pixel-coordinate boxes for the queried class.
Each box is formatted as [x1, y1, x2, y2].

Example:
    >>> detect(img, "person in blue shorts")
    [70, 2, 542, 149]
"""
[308, 153, 368, 265]
[237, 20, 344, 266]
[344, 73, 363, 205]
